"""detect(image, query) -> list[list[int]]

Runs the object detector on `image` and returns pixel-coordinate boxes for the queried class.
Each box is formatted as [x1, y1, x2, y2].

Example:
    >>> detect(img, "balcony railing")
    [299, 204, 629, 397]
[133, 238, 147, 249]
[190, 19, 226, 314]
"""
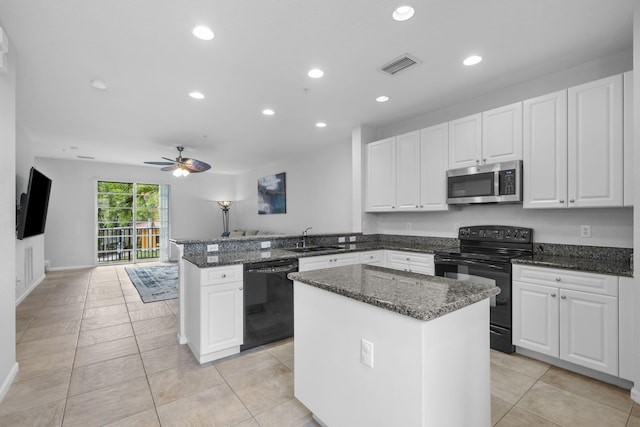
[97, 226, 161, 263]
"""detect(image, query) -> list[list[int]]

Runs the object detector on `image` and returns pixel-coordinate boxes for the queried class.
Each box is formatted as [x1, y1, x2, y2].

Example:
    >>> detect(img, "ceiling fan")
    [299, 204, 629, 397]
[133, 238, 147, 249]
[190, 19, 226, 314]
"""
[144, 146, 211, 177]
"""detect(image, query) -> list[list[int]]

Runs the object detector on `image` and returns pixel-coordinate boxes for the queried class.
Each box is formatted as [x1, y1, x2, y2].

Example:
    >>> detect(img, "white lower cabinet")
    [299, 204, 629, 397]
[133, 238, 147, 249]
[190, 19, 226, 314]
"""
[385, 251, 434, 275]
[618, 276, 635, 381]
[298, 252, 361, 272]
[512, 265, 619, 376]
[184, 262, 244, 364]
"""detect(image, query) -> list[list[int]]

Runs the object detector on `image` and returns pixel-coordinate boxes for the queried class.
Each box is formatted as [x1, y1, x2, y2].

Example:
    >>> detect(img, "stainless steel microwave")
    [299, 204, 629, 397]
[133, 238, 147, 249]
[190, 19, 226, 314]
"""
[447, 160, 522, 205]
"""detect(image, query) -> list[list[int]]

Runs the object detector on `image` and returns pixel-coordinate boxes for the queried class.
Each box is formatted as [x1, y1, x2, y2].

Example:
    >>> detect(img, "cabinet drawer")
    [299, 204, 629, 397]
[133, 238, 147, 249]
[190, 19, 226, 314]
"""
[386, 251, 434, 267]
[202, 265, 243, 285]
[512, 265, 617, 296]
[360, 251, 383, 264]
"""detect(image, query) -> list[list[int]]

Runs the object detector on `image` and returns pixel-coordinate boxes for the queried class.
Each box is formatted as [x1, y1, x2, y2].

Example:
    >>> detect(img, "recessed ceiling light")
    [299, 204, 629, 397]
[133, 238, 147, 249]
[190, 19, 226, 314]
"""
[91, 79, 108, 90]
[262, 109, 275, 116]
[316, 122, 327, 128]
[189, 91, 205, 99]
[463, 55, 483, 66]
[393, 5, 415, 21]
[192, 26, 214, 41]
[308, 68, 324, 78]
[376, 96, 390, 103]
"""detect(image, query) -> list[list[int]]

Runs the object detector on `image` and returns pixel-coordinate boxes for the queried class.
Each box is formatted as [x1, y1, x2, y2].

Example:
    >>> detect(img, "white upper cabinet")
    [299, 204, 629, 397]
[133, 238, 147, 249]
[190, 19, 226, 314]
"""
[365, 137, 396, 211]
[420, 123, 449, 211]
[568, 74, 623, 208]
[523, 90, 568, 208]
[395, 131, 422, 210]
[623, 71, 633, 207]
[448, 113, 482, 169]
[365, 128, 449, 212]
[482, 102, 523, 164]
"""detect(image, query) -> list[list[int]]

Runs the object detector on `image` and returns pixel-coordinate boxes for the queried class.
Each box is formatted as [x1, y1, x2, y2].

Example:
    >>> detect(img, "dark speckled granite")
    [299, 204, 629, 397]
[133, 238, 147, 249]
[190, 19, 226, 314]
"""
[513, 243, 633, 277]
[288, 264, 500, 321]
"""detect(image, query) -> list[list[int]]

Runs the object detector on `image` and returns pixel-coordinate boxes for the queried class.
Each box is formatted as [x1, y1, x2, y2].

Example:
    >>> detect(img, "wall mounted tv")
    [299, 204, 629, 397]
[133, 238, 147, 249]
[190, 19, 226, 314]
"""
[16, 167, 52, 240]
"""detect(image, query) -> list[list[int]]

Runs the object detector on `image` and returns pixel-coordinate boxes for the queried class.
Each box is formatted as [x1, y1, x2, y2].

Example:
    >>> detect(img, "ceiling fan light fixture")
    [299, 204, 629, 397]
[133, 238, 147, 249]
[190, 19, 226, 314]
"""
[173, 167, 190, 177]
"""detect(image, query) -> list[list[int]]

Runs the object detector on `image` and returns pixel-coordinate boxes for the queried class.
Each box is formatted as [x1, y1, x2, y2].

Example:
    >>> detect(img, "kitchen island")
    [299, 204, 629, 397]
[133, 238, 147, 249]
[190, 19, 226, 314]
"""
[289, 264, 500, 427]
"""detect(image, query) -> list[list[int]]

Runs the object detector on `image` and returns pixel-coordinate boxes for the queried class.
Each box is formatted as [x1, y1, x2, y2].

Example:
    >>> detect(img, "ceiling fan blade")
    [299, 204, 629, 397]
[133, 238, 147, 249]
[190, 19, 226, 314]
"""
[182, 158, 211, 172]
[145, 161, 176, 166]
[161, 165, 180, 171]
[161, 157, 178, 163]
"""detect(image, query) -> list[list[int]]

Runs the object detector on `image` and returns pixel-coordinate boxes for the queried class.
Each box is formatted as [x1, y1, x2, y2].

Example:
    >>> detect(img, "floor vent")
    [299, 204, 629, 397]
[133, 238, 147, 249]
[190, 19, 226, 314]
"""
[380, 54, 421, 76]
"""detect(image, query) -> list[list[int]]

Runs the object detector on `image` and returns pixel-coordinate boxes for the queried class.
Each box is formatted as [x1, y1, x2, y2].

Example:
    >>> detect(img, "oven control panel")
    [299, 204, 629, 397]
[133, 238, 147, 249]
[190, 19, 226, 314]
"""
[458, 225, 532, 243]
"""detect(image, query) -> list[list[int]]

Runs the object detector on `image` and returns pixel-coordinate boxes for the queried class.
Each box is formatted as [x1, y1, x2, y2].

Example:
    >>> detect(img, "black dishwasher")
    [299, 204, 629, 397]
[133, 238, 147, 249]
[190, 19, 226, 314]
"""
[241, 259, 298, 351]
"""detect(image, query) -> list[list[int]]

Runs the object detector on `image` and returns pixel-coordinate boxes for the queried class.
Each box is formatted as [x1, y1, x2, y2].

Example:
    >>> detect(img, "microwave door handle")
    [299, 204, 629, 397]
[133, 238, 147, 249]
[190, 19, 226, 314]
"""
[494, 169, 500, 196]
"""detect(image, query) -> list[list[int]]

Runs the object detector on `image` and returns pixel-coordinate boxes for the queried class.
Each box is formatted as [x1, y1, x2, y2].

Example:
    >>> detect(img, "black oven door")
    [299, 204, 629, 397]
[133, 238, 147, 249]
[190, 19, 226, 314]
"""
[434, 257, 512, 329]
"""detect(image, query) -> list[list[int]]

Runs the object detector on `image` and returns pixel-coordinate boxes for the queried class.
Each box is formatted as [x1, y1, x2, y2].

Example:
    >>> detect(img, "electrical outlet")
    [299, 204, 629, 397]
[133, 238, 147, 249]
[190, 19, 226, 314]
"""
[207, 244, 219, 252]
[349, 236, 356, 242]
[580, 225, 591, 238]
[206, 255, 219, 263]
[338, 237, 346, 243]
[361, 339, 374, 368]
[260, 241, 271, 249]
[406, 222, 412, 231]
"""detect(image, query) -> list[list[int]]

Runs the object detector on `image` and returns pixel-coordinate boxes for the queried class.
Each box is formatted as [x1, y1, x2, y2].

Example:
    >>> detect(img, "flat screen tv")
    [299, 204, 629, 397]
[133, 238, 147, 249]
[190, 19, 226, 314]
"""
[16, 167, 52, 240]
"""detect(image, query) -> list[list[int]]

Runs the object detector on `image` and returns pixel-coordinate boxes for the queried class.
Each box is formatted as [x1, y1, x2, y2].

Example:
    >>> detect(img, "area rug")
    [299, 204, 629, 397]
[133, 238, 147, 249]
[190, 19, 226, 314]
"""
[125, 264, 178, 303]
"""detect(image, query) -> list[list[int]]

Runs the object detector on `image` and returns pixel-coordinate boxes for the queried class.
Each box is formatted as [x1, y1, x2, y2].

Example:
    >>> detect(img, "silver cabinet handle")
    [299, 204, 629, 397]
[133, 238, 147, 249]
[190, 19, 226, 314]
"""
[415, 205, 419, 208]
[561, 295, 567, 299]
[476, 159, 480, 164]
[551, 293, 556, 297]
[221, 274, 227, 278]
[569, 199, 575, 203]
[239, 287, 243, 290]
[559, 200, 565, 203]
[555, 277, 561, 281]
[482, 158, 487, 163]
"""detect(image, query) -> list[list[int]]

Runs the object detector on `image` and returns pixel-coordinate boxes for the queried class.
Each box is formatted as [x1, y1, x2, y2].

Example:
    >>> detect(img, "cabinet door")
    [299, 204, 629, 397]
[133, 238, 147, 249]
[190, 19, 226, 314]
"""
[395, 131, 422, 210]
[420, 123, 449, 211]
[201, 282, 243, 355]
[523, 90, 568, 209]
[559, 289, 618, 376]
[366, 138, 396, 211]
[512, 281, 559, 357]
[568, 74, 623, 208]
[619, 276, 634, 381]
[623, 71, 633, 207]
[448, 114, 482, 169]
[482, 102, 523, 164]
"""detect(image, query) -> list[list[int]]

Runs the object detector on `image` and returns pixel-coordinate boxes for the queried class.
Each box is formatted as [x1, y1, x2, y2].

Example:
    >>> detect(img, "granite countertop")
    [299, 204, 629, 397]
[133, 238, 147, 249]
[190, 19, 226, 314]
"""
[182, 242, 453, 268]
[512, 254, 633, 277]
[288, 264, 500, 322]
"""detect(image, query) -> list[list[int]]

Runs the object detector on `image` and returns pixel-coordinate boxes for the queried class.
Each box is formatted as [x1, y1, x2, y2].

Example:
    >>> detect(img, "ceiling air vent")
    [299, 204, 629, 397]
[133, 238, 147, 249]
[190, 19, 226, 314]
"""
[380, 54, 421, 76]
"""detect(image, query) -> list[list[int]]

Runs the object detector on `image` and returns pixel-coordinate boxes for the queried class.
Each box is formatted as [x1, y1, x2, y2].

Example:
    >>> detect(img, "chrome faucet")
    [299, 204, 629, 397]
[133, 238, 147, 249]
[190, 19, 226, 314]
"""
[298, 227, 312, 248]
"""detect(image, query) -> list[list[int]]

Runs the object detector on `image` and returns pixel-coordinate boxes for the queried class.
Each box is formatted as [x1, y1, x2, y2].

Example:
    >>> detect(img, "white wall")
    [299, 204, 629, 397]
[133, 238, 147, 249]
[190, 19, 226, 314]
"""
[0, 23, 18, 402]
[33, 158, 235, 269]
[631, 7, 640, 405]
[233, 140, 352, 234]
[363, 49, 635, 248]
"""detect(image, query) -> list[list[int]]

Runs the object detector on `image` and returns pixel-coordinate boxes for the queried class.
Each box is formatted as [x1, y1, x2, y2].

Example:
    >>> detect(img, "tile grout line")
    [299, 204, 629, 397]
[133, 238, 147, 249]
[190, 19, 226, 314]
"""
[60, 271, 92, 427]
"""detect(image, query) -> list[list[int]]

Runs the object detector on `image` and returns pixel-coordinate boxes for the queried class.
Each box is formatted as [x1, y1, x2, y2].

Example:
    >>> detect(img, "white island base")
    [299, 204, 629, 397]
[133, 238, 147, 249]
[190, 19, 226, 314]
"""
[294, 282, 491, 427]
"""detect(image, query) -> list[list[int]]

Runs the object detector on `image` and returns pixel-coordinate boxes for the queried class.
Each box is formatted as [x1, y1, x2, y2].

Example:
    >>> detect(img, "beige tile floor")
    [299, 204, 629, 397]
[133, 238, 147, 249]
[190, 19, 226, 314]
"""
[0, 264, 638, 426]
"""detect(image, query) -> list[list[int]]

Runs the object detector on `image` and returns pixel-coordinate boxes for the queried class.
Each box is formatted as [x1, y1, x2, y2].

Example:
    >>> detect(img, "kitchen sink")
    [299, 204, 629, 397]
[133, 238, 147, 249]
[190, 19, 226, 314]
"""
[284, 245, 344, 253]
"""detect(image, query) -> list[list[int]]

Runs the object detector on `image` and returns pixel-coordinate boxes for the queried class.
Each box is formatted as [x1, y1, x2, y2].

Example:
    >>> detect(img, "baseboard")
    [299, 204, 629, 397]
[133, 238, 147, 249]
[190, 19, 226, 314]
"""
[47, 264, 95, 272]
[15, 272, 45, 306]
[632, 386, 640, 404]
[0, 362, 19, 404]
[516, 347, 634, 390]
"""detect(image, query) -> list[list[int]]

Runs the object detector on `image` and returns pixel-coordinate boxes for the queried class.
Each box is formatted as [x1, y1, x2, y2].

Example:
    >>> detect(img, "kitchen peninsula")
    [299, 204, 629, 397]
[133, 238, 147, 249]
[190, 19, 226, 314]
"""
[289, 264, 500, 427]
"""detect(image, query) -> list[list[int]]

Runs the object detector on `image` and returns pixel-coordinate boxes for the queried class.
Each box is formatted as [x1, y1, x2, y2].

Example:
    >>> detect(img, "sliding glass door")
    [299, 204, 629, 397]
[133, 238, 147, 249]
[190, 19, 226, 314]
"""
[97, 181, 170, 264]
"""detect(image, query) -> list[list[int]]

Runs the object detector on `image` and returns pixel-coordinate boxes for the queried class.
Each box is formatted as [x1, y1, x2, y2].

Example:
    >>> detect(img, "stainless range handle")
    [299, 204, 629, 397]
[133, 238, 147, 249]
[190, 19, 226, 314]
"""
[436, 257, 505, 270]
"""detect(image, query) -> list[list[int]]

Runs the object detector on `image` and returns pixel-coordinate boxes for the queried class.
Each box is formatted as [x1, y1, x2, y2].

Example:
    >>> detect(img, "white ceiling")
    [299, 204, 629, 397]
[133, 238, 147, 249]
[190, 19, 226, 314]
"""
[0, 0, 637, 174]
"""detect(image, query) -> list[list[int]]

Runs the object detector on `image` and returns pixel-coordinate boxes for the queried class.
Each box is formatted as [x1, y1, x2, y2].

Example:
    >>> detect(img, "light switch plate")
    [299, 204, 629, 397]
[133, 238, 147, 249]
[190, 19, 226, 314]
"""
[361, 339, 374, 368]
[349, 236, 356, 242]
[261, 241, 271, 249]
